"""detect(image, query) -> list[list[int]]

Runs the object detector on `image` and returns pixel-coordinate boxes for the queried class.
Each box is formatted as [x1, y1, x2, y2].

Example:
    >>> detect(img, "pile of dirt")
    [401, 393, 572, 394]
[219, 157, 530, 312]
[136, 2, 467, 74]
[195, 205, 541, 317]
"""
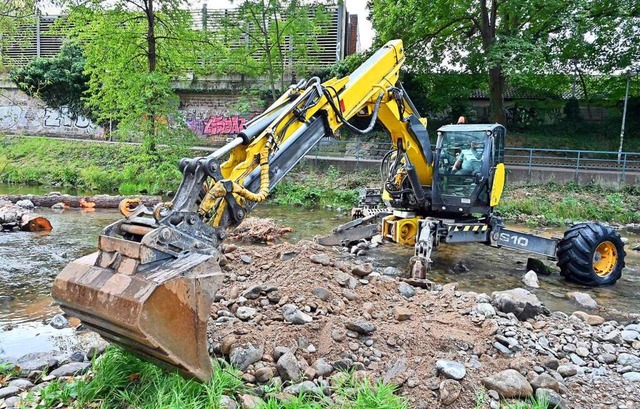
[203, 218, 640, 408]
[225, 217, 293, 245]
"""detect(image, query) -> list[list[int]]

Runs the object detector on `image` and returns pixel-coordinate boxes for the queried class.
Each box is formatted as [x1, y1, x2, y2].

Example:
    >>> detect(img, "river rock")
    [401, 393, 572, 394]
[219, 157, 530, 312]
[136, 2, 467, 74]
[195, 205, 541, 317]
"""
[351, 263, 373, 277]
[0, 386, 20, 399]
[277, 352, 302, 383]
[311, 287, 332, 301]
[557, 364, 578, 378]
[282, 304, 312, 324]
[522, 271, 540, 288]
[474, 302, 496, 317]
[491, 288, 548, 321]
[313, 358, 334, 377]
[382, 266, 404, 277]
[254, 367, 275, 384]
[16, 199, 34, 209]
[8, 378, 34, 390]
[393, 306, 413, 321]
[530, 374, 560, 392]
[235, 307, 257, 321]
[310, 253, 331, 266]
[621, 330, 640, 343]
[625, 324, 640, 332]
[238, 394, 263, 409]
[50, 313, 68, 329]
[623, 372, 640, 382]
[526, 258, 553, 276]
[345, 320, 376, 335]
[571, 311, 605, 325]
[219, 395, 238, 409]
[15, 353, 59, 375]
[617, 353, 640, 370]
[439, 379, 462, 405]
[49, 362, 91, 377]
[334, 271, 357, 289]
[230, 343, 264, 371]
[535, 388, 566, 409]
[481, 369, 533, 398]
[566, 291, 598, 309]
[436, 360, 466, 380]
[398, 282, 416, 298]
[383, 357, 407, 385]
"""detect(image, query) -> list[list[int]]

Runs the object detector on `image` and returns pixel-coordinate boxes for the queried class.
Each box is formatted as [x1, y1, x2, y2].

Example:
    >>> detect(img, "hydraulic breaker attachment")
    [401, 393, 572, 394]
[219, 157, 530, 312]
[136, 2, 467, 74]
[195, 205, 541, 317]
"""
[51, 203, 224, 382]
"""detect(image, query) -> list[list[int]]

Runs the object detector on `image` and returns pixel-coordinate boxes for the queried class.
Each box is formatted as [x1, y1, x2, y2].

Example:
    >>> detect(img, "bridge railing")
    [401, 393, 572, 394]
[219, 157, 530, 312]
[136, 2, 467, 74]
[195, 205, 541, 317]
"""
[306, 138, 640, 175]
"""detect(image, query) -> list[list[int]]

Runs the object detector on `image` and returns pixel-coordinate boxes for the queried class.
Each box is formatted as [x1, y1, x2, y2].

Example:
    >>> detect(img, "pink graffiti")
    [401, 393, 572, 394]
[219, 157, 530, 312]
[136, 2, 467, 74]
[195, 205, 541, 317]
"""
[202, 115, 247, 135]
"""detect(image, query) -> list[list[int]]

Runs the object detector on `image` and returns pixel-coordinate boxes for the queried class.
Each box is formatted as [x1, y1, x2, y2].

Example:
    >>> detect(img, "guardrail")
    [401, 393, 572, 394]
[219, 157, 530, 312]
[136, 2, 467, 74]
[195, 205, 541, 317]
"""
[305, 138, 640, 176]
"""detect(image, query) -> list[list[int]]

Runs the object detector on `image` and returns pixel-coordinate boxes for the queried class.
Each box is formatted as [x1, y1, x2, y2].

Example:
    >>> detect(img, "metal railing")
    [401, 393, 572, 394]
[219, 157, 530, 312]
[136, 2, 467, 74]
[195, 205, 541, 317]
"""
[304, 138, 640, 175]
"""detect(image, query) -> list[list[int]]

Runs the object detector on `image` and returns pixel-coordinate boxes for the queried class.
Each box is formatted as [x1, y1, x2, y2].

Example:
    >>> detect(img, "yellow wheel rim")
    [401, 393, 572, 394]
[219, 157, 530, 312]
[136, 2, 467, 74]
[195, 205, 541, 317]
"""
[593, 241, 617, 277]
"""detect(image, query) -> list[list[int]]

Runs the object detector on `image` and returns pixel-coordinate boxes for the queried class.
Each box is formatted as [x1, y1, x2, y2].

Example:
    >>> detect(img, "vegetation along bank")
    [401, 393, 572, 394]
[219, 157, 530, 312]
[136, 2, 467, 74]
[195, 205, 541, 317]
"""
[0, 136, 638, 226]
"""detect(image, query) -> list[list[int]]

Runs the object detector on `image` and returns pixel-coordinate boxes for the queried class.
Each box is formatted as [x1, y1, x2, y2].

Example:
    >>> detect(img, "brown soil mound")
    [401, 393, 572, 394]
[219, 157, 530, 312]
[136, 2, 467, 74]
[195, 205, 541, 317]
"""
[226, 217, 293, 244]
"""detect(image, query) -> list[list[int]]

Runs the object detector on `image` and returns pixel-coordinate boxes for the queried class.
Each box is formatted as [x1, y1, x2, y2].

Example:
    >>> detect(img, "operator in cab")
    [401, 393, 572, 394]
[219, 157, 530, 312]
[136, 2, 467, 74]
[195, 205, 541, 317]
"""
[452, 141, 482, 175]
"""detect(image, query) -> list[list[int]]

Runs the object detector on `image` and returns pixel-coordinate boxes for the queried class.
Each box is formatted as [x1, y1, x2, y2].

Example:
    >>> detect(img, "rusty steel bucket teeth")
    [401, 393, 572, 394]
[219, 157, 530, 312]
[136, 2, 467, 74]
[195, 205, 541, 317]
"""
[51, 205, 225, 382]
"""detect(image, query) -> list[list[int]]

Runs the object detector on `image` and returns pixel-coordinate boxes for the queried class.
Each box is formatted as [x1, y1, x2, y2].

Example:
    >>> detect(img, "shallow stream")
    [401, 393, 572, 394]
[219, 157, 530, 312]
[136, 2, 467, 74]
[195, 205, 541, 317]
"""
[0, 185, 638, 360]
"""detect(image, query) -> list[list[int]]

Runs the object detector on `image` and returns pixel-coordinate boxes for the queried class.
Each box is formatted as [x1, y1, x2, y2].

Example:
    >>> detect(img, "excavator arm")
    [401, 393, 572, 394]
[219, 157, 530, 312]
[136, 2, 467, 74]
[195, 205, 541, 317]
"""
[51, 39, 432, 381]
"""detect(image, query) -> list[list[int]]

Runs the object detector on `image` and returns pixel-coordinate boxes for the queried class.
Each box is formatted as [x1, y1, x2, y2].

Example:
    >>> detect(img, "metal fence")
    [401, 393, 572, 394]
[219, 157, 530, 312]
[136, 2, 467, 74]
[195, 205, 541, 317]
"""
[305, 138, 640, 175]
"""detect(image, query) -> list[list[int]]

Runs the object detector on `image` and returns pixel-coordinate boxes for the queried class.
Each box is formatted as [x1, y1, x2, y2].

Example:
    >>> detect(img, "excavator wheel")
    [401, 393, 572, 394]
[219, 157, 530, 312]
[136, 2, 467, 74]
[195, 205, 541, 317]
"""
[557, 223, 626, 286]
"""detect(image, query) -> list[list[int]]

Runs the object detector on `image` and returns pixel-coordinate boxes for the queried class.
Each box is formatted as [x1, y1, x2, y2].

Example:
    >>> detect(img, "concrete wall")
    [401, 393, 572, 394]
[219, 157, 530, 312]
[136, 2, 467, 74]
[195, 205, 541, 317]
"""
[0, 88, 102, 138]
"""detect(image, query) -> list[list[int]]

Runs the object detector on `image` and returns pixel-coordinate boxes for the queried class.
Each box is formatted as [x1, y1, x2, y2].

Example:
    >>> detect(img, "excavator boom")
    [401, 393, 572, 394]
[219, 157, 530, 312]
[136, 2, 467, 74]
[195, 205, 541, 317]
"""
[52, 39, 434, 381]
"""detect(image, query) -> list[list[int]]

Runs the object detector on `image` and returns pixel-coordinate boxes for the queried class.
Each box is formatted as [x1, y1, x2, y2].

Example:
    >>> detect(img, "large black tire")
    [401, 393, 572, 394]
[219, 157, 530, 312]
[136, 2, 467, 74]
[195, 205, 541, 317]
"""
[557, 223, 626, 286]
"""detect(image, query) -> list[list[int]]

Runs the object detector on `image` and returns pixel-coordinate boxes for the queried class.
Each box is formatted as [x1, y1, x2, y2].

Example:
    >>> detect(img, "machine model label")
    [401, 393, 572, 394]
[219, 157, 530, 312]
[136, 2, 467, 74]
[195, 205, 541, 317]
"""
[497, 228, 558, 257]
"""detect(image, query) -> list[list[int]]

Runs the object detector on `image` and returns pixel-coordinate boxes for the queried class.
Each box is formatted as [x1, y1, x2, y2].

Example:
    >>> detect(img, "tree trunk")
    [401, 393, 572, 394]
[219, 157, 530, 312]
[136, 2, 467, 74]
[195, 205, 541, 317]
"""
[146, 0, 156, 73]
[488, 66, 506, 124]
[0, 194, 162, 209]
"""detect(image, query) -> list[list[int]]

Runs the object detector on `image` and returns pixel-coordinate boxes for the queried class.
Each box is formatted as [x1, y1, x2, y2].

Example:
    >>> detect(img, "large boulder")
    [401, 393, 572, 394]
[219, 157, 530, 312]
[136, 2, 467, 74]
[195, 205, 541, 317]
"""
[491, 288, 549, 320]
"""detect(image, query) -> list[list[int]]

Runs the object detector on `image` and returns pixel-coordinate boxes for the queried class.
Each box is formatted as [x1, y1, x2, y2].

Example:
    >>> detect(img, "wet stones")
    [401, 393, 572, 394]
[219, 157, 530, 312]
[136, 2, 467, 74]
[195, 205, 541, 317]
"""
[49, 314, 69, 329]
[522, 271, 540, 288]
[571, 311, 605, 326]
[566, 291, 598, 310]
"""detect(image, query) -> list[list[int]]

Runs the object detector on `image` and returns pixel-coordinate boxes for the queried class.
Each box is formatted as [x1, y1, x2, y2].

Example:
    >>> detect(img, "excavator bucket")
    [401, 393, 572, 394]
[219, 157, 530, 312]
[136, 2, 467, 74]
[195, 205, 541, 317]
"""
[51, 206, 224, 382]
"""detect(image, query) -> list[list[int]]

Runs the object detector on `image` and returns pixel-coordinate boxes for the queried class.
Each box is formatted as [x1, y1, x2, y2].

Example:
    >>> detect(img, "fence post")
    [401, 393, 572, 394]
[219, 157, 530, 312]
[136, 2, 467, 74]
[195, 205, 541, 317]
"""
[355, 137, 361, 170]
[527, 149, 533, 179]
[575, 151, 581, 183]
[621, 153, 627, 185]
[36, 9, 41, 58]
[201, 4, 207, 31]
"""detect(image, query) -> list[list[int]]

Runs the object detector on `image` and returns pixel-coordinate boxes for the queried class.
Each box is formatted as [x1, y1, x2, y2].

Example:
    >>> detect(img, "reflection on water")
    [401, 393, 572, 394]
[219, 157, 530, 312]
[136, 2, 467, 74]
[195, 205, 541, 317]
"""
[368, 226, 640, 316]
[0, 208, 122, 324]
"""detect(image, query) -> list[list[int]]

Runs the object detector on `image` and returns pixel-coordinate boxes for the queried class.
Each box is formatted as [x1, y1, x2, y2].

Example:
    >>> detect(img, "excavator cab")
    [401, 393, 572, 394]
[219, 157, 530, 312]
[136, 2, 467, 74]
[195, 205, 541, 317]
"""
[432, 124, 505, 215]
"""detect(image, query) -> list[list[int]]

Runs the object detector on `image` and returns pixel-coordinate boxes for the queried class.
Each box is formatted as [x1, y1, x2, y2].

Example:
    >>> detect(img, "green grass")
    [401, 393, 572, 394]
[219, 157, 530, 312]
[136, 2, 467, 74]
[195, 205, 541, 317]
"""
[498, 183, 640, 226]
[502, 395, 551, 409]
[23, 347, 407, 409]
[0, 135, 188, 195]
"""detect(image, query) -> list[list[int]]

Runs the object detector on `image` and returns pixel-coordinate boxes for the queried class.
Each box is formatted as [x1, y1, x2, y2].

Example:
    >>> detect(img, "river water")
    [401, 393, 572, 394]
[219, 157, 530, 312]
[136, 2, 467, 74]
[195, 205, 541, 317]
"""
[0, 188, 638, 359]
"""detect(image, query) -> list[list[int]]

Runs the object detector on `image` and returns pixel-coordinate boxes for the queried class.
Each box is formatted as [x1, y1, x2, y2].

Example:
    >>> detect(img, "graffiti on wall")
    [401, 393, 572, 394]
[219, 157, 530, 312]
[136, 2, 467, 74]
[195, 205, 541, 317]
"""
[0, 100, 101, 137]
[185, 110, 249, 138]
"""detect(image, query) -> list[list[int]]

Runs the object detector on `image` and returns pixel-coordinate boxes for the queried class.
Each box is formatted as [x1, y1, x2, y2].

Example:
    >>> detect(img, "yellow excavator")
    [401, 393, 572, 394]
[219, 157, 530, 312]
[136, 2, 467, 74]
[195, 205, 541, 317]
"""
[51, 39, 627, 381]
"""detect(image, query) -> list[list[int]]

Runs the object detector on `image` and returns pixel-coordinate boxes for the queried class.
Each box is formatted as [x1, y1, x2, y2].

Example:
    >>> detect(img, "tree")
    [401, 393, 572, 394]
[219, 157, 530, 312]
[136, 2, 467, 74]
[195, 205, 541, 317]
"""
[11, 43, 91, 120]
[59, 0, 216, 150]
[370, 0, 637, 124]
[219, 0, 328, 101]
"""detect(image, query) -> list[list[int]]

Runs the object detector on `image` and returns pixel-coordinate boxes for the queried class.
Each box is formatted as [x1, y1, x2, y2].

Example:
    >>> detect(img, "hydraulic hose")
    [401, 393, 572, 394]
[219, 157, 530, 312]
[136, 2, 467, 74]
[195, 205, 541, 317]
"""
[323, 87, 385, 135]
[206, 146, 271, 204]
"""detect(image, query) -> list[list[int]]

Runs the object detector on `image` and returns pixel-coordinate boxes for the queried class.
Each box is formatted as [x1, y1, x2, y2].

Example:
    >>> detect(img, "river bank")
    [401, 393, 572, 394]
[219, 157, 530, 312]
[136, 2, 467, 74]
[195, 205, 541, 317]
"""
[1, 237, 639, 409]
[1, 135, 639, 226]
